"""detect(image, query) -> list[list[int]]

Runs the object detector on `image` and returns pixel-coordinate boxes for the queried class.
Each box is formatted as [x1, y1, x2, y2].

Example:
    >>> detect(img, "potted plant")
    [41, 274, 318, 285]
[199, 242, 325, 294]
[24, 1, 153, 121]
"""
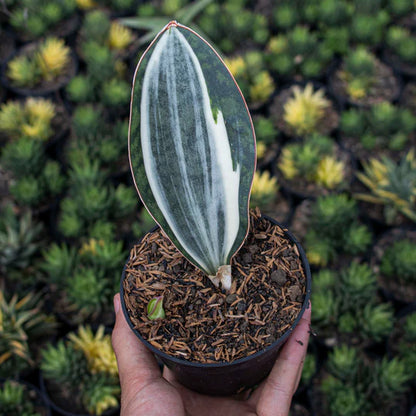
[0, 379, 51, 416]
[8, 0, 79, 42]
[40, 325, 120, 416]
[0, 97, 70, 147]
[329, 47, 400, 107]
[270, 83, 339, 139]
[354, 150, 416, 227]
[276, 134, 352, 199]
[225, 51, 275, 110]
[310, 265, 394, 348]
[384, 26, 416, 77]
[0, 289, 56, 379]
[387, 306, 416, 385]
[266, 26, 333, 80]
[120, 21, 311, 395]
[2, 37, 77, 96]
[371, 229, 416, 304]
[310, 345, 411, 416]
[339, 102, 416, 162]
[291, 194, 372, 268]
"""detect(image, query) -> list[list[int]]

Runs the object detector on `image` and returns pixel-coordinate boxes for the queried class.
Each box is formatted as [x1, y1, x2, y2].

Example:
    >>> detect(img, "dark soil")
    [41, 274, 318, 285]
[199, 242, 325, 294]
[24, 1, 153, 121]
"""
[371, 228, 416, 304]
[270, 86, 339, 138]
[123, 209, 306, 363]
[330, 58, 400, 107]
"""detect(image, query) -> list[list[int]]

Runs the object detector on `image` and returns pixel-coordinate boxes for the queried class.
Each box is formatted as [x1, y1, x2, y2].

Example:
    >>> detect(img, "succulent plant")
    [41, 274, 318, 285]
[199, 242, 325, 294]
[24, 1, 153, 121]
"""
[0, 206, 43, 274]
[7, 37, 71, 88]
[355, 150, 416, 224]
[41, 326, 120, 415]
[340, 47, 376, 101]
[282, 84, 330, 136]
[0, 380, 42, 416]
[9, 0, 76, 38]
[327, 344, 359, 382]
[41, 243, 77, 284]
[100, 78, 130, 107]
[387, 26, 416, 65]
[380, 239, 416, 285]
[250, 171, 279, 209]
[266, 26, 332, 78]
[372, 357, 410, 404]
[305, 194, 371, 266]
[66, 75, 95, 103]
[0, 98, 56, 141]
[0, 289, 55, 378]
[396, 313, 416, 378]
[350, 10, 389, 46]
[360, 303, 394, 342]
[225, 51, 275, 107]
[278, 134, 346, 191]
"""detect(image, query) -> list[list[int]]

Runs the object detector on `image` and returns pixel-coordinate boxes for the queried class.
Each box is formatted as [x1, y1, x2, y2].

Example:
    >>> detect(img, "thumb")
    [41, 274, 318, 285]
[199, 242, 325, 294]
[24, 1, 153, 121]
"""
[112, 293, 161, 398]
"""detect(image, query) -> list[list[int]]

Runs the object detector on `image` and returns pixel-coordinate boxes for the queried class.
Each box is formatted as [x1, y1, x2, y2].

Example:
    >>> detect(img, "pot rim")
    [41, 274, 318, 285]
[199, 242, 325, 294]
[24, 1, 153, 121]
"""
[120, 214, 312, 369]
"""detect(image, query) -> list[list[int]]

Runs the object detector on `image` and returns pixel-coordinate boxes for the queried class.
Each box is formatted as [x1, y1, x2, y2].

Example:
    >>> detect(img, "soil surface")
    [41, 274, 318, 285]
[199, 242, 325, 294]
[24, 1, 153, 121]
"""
[123, 209, 306, 363]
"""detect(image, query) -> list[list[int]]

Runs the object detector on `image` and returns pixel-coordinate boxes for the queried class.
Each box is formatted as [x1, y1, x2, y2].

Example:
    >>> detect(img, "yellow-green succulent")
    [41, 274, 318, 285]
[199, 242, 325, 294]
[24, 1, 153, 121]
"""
[355, 150, 416, 223]
[250, 71, 275, 104]
[250, 170, 279, 208]
[315, 156, 345, 189]
[36, 37, 71, 80]
[0, 98, 56, 141]
[108, 22, 133, 50]
[68, 325, 118, 377]
[224, 56, 246, 78]
[283, 83, 330, 136]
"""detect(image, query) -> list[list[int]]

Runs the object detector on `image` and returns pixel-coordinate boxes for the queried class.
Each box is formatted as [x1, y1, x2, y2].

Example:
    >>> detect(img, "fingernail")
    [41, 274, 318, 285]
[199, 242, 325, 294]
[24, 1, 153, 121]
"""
[114, 294, 120, 314]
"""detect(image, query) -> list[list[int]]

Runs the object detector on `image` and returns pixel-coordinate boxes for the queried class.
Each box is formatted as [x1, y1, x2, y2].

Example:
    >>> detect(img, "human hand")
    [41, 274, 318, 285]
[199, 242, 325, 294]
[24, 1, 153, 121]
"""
[112, 293, 311, 416]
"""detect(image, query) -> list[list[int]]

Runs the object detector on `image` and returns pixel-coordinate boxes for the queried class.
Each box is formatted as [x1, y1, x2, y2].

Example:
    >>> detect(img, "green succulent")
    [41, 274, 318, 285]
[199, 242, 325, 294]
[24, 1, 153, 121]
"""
[41, 243, 77, 284]
[0, 207, 43, 274]
[82, 373, 120, 416]
[80, 10, 111, 44]
[356, 150, 416, 224]
[387, 0, 414, 16]
[66, 75, 95, 103]
[311, 289, 337, 327]
[350, 10, 389, 46]
[327, 345, 359, 382]
[381, 239, 416, 285]
[41, 340, 88, 389]
[0, 290, 56, 378]
[0, 381, 42, 416]
[372, 357, 410, 403]
[338, 263, 376, 311]
[387, 26, 416, 65]
[66, 268, 110, 318]
[71, 105, 103, 138]
[360, 303, 394, 342]
[273, 4, 299, 30]
[1, 137, 45, 178]
[300, 351, 316, 386]
[100, 78, 130, 107]
[82, 41, 115, 82]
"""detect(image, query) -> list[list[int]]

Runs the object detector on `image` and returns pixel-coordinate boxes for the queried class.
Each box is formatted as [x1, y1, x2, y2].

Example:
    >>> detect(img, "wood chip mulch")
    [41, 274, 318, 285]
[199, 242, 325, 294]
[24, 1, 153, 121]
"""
[123, 209, 306, 364]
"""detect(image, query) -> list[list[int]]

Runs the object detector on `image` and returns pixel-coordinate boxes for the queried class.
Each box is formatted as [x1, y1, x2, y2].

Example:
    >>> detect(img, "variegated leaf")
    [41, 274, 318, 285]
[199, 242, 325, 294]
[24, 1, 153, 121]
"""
[129, 22, 256, 287]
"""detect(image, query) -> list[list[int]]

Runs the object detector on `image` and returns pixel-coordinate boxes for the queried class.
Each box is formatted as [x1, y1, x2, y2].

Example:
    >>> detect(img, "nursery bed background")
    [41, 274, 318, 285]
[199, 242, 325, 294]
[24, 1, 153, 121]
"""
[0, 0, 416, 415]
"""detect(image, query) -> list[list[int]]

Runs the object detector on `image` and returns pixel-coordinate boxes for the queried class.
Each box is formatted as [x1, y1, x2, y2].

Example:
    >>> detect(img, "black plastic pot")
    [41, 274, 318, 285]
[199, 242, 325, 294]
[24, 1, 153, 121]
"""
[120, 216, 312, 396]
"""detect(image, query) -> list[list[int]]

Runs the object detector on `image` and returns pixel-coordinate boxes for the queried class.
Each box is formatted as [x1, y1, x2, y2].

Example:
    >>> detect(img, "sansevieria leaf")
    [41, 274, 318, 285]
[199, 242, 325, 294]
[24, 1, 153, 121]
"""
[129, 21, 256, 290]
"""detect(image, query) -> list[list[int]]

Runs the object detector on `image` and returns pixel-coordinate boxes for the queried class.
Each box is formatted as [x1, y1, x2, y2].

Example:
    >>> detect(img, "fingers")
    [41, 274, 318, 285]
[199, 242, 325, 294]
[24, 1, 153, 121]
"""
[112, 293, 161, 400]
[253, 303, 312, 416]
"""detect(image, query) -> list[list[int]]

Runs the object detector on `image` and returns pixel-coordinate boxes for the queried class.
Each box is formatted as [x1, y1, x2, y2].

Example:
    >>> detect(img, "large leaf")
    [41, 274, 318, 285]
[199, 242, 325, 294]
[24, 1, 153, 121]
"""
[129, 22, 256, 289]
